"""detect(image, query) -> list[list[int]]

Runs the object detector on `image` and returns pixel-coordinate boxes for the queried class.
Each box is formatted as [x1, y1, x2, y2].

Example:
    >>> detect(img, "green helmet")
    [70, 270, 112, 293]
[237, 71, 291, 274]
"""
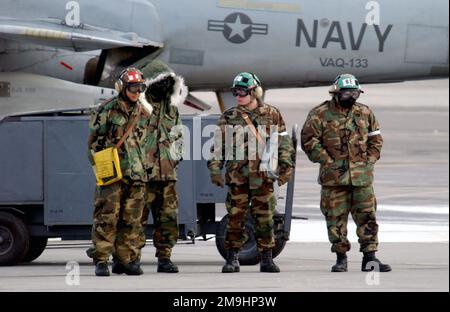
[232, 72, 261, 90]
[329, 74, 364, 94]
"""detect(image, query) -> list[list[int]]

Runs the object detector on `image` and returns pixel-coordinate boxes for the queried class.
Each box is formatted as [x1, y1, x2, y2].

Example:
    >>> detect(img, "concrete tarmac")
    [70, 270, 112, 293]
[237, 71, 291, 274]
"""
[0, 241, 447, 292]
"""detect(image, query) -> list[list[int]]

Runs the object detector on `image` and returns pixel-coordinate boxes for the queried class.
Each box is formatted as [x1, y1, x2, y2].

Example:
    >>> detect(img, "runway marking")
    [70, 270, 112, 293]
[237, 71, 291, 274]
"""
[293, 203, 448, 214]
[376, 190, 449, 200]
[377, 205, 448, 215]
[289, 220, 449, 243]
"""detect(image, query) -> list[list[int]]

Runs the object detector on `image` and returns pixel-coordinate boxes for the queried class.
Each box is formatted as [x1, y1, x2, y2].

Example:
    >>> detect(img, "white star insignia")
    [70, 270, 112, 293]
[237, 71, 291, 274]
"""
[226, 14, 251, 40]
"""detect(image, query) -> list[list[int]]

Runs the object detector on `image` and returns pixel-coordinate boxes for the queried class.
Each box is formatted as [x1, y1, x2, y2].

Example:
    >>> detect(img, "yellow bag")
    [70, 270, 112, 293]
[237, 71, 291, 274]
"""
[93, 147, 122, 186]
[92, 105, 142, 186]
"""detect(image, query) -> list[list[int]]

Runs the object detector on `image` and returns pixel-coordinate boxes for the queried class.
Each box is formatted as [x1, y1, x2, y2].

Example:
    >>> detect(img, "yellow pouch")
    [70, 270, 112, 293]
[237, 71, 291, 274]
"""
[93, 147, 122, 186]
[91, 104, 142, 186]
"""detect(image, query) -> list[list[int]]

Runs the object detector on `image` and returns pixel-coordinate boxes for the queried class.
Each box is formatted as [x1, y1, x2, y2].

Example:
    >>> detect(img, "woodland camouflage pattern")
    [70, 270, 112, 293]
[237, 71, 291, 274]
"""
[225, 182, 277, 251]
[144, 96, 183, 181]
[91, 179, 146, 264]
[301, 99, 382, 253]
[208, 102, 295, 252]
[139, 60, 187, 259]
[321, 185, 379, 253]
[88, 97, 152, 182]
[208, 103, 296, 189]
[145, 181, 179, 258]
[88, 96, 151, 264]
[301, 99, 383, 187]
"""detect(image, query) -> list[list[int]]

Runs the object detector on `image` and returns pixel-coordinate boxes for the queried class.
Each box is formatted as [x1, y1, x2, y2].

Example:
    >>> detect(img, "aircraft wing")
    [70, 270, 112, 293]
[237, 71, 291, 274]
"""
[0, 72, 116, 122]
[185, 94, 213, 111]
[0, 18, 163, 51]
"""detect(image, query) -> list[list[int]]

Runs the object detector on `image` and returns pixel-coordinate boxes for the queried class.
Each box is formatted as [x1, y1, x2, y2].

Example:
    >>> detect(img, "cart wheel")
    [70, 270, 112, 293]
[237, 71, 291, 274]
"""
[0, 212, 30, 266]
[216, 215, 260, 265]
[22, 237, 48, 263]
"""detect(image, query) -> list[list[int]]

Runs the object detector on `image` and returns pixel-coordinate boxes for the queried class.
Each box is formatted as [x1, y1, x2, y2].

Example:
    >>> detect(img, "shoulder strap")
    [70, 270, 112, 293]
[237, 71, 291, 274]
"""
[241, 113, 266, 147]
[116, 104, 142, 149]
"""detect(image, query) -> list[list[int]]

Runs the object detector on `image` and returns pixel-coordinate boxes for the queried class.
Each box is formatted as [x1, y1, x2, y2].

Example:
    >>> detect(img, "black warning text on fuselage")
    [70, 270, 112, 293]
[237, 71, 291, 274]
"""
[295, 19, 393, 52]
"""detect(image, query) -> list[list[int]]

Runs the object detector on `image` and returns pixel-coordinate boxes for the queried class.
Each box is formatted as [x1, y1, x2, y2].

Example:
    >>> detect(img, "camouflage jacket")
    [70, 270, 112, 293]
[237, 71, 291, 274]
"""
[145, 98, 183, 181]
[301, 99, 383, 187]
[208, 102, 296, 189]
[88, 96, 152, 182]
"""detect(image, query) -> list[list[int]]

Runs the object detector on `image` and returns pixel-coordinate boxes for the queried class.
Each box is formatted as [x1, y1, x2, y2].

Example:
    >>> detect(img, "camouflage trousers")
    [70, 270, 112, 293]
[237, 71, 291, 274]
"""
[320, 186, 379, 254]
[145, 181, 179, 259]
[91, 180, 146, 264]
[225, 182, 276, 252]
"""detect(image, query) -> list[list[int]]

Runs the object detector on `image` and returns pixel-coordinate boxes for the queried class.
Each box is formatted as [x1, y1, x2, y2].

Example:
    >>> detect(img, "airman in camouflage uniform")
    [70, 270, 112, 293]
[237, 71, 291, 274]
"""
[140, 60, 188, 273]
[301, 74, 391, 273]
[208, 72, 296, 273]
[88, 68, 153, 276]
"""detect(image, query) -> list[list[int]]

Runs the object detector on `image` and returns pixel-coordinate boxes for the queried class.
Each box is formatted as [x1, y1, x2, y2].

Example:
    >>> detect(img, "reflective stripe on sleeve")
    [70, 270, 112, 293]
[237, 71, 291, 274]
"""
[368, 130, 381, 137]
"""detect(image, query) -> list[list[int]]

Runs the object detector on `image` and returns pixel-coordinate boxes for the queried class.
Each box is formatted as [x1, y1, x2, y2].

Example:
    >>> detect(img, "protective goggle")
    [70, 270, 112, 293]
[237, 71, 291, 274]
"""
[339, 89, 361, 101]
[127, 83, 147, 94]
[231, 88, 250, 97]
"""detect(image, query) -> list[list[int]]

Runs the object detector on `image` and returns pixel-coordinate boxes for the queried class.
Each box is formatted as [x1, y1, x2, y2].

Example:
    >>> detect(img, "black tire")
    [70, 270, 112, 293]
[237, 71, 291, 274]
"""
[0, 212, 30, 266]
[22, 237, 48, 263]
[216, 214, 288, 266]
[272, 214, 288, 259]
[272, 236, 287, 259]
[216, 215, 260, 265]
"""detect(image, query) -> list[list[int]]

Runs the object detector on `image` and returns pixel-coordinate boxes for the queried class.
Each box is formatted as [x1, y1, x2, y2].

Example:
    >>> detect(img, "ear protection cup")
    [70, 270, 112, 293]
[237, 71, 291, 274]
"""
[328, 75, 341, 94]
[115, 80, 123, 93]
[329, 84, 338, 95]
[254, 86, 263, 98]
[249, 72, 264, 98]
[115, 69, 128, 93]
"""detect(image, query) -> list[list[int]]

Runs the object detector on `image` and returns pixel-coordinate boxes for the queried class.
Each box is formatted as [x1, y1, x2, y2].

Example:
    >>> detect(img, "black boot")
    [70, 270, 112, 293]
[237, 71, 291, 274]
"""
[331, 253, 348, 272]
[111, 257, 125, 274]
[362, 252, 392, 272]
[158, 258, 179, 273]
[95, 261, 110, 277]
[123, 260, 144, 276]
[260, 250, 280, 273]
[222, 249, 240, 273]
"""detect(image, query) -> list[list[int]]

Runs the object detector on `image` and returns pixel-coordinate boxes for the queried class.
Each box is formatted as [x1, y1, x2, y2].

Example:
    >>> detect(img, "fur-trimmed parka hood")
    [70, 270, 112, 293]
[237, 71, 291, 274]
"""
[139, 60, 188, 107]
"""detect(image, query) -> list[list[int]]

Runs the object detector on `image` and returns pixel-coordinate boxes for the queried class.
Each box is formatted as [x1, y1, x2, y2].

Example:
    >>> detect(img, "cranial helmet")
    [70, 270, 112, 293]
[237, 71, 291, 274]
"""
[115, 68, 145, 93]
[232, 72, 264, 98]
[329, 74, 364, 94]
